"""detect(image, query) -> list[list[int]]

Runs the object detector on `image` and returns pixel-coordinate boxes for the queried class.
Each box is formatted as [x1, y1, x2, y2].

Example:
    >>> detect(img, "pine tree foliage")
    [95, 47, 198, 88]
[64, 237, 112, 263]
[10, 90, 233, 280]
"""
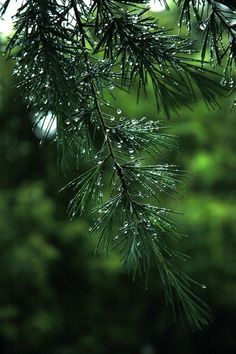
[174, 0, 236, 105]
[1, 0, 235, 329]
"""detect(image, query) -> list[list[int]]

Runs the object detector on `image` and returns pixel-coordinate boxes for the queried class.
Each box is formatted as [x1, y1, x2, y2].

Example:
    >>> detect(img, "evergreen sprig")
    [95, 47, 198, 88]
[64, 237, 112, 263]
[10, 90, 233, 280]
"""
[2, 0, 233, 329]
[175, 0, 236, 105]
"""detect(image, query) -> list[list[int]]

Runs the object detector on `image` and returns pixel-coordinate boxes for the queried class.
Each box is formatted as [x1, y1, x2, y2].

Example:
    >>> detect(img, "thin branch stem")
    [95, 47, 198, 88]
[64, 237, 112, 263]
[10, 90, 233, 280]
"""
[72, 0, 129, 194]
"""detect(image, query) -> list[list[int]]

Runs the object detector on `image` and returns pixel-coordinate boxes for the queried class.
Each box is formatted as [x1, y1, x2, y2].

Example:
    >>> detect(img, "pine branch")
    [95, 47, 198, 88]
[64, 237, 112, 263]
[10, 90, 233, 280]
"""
[5, 0, 84, 168]
[175, 0, 236, 106]
[90, 2, 223, 115]
[1, 0, 227, 329]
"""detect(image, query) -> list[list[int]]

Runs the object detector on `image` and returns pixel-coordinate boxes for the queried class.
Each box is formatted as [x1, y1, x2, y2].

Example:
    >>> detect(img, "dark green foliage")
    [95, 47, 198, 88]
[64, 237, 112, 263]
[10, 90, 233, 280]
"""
[0, 0, 235, 329]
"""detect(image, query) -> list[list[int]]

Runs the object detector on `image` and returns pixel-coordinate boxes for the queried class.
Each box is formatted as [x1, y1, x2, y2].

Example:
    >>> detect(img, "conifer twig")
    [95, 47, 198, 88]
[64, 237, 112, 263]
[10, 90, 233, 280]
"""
[2, 0, 234, 329]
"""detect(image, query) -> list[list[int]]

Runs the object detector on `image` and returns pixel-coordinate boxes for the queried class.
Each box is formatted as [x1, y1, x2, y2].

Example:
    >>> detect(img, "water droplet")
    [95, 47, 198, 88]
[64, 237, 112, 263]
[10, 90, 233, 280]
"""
[199, 22, 207, 31]
[201, 284, 206, 289]
[221, 78, 227, 86]
[117, 109, 122, 115]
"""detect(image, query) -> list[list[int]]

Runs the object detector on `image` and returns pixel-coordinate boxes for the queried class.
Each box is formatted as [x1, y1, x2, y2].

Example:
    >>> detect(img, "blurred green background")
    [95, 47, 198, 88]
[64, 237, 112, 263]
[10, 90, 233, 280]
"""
[0, 5, 236, 354]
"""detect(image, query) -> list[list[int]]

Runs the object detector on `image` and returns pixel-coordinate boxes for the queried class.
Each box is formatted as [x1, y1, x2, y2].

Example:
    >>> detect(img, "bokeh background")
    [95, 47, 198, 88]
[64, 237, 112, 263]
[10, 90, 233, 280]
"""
[0, 3, 236, 354]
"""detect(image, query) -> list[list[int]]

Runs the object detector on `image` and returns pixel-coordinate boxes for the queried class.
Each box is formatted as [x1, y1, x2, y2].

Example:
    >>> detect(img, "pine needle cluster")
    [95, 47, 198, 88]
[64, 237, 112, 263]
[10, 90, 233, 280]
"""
[175, 0, 236, 105]
[1, 0, 234, 329]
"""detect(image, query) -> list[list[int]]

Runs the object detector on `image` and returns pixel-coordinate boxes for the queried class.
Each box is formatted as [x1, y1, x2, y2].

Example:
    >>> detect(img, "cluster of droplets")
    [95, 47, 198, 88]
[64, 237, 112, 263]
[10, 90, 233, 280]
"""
[221, 76, 235, 89]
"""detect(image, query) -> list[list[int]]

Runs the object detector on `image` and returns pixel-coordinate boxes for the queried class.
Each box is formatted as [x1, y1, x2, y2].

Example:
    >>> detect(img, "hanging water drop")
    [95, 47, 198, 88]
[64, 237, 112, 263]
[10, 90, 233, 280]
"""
[199, 22, 207, 31]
